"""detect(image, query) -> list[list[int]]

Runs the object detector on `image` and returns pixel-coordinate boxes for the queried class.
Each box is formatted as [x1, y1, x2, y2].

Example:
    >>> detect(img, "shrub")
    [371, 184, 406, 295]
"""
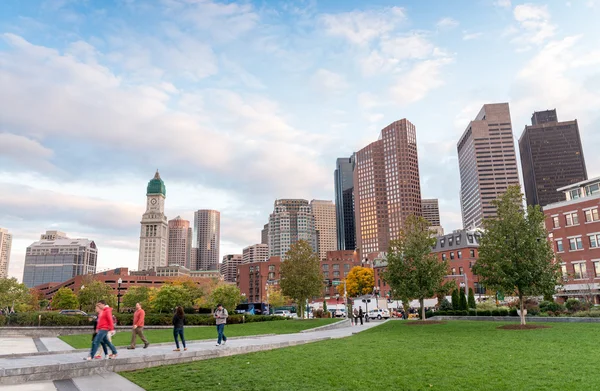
[491, 309, 500, 316]
[468, 288, 476, 309]
[468, 309, 477, 316]
[539, 301, 565, 314]
[425, 311, 435, 319]
[439, 298, 452, 311]
[572, 310, 600, 318]
[509, 308, 518, 317]
[477, 310, 491, 316]
[457, 310, 468, 316]
[498, 309, 509, 316]
[565, 299, 588, 313]
[476, 301, 498, 311]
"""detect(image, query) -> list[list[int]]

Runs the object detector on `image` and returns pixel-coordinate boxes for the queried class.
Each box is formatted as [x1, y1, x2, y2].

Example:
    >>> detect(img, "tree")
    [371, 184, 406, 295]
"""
[384, 215, 449, 320]
[459, 288, 468, 310]
[468, 288, 476, 309]
[451, 289, 459, 310]
[280, 240, 322, 319]
[52, 287, 79, 310]
[338, 266, 374, 297]
[171, 277, 205, 303]
[78, 280, 116, 313]
[210, 284, 243, 313]
[266, 286, 287, 308]
[472, 185, 562, 325]
[152, 284, 193, 313]
[0, 278, 31, 312]
[322, 300, 328, 316]
[435, 280, 456, 308]
[122, 286, 152, 310]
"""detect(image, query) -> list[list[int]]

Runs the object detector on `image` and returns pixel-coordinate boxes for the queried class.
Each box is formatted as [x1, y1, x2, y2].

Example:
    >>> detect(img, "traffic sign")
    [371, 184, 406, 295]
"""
[332, 281, 341, 286]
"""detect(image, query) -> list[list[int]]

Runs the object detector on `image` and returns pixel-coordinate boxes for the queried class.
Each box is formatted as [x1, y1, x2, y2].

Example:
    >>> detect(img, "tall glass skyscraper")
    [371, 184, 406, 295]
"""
[334, 156, 356, 251]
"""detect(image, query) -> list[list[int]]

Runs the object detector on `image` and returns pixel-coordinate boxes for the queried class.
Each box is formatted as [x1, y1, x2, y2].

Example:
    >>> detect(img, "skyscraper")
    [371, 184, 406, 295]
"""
[310, 200, 337, 260]
[268, 199, 318, 258]
[23, 231, 97, 288]
[243, 244, 269, 263]
[168, 216, 192, 269]
[334, 156, 356, 251]
[519, 109, 587, 207]
[138, 171, 169, 271]
[220, 254, 243, 283]
[194, 210, 220, 271]
[422, 199, 441, 226]
[457, 103, 520, 229]
[261, 223, 269, 245]
[0, 228, 13, 279]
[354, 119, 422, 255]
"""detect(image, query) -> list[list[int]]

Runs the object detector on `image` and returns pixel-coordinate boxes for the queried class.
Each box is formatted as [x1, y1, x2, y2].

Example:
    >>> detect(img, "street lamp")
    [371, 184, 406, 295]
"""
[79, 285, 85, 311]
[117, 278, 122, 313]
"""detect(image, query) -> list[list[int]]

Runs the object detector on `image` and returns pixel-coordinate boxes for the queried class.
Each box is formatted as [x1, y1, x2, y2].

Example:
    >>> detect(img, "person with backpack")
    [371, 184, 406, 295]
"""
[214, 304, 228, 346]
[172, 306, 187, 352]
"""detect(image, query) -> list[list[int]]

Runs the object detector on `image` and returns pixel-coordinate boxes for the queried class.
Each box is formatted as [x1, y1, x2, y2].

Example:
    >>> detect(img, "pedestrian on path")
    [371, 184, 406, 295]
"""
[85, 300, 117, 360]
[353, 308, 359, 326]
[358, 307, 364, 325]
[128, 303, 149, 350]
[173, 306, 187, 352]
[92, 304, 108, 359]
[214, 303, 228, 346]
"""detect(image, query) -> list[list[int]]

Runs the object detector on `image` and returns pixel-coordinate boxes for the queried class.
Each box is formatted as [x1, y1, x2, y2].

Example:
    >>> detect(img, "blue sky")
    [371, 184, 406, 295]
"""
[1, 0, 599, 279]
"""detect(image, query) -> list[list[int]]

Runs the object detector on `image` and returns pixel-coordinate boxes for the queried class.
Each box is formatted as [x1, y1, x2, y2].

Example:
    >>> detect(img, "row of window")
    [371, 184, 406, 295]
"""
[441, 249, 477, 261]
[556, 233, 600, 252]
[553, 208, 599, 228]
[562, 261, 600, 280]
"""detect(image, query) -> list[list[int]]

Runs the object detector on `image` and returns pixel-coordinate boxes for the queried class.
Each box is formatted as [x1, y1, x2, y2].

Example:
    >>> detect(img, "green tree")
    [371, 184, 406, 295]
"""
[472, 185, 562, 325]
[78, 280, 116, 313]
[266, 286, 288, 308]
[338, 266, 374, 297]
[384, 215, 450, 320]
[152, 284, 192, 313]
[280, 240, 322, 319]
[322, 300, 328, 317]
[210, 284, 243, 313]
[451, 289, 459, 310]
[459, 288, 468, 310]
[122, 286, 151, 310]
[52, 287, 79, 310]
[0, 278, 31, 312]
[468, 288, 476, 309]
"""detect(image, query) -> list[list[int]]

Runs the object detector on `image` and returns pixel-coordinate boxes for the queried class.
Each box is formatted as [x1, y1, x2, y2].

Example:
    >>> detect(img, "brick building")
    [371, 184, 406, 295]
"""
[544, 177, 600, 302]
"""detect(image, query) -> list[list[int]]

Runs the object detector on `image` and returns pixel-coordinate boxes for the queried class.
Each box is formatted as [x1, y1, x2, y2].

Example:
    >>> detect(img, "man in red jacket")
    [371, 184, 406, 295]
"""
[85, 300, 117, 360]
[127, 302, 149, 349]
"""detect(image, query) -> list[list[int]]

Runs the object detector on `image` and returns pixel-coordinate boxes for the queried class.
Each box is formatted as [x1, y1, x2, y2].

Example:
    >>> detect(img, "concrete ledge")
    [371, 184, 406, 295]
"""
[0, 325, 216, 338]
[0, 337, 331, 385]
[431, 316, 600, 323]
[300, 319, 348, 333]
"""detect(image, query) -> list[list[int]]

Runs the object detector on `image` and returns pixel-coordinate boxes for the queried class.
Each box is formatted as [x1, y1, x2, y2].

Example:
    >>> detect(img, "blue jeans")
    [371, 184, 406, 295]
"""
[92, 333, 108, 356]
[174, 328, 186, 349]
[217, 324, 227, 344]
[90, 329, 117, 358]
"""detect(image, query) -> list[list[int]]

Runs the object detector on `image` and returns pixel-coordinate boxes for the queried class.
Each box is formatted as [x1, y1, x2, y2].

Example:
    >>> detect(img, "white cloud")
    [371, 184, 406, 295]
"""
[494, 0, 512, 8]
[0, 133, 55, 171]
[510, 4, 556, 49]
[320, 7, 406, 45]
[311, 69, 349, 94]
[436, 17, 459, 29]
[462, 31, 483, 40]
[389, 58, 453, 106]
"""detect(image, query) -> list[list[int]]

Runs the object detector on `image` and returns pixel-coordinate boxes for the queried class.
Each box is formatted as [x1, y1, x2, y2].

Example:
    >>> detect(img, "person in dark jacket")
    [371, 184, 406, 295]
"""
[172, 306, 187, 351]
[358, 307, 364, 325]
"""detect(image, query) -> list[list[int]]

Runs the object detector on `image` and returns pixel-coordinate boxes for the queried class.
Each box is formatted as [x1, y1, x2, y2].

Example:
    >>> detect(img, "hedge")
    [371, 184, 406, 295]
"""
[427, 309, 516, 317]
[0, 312, 287, 327]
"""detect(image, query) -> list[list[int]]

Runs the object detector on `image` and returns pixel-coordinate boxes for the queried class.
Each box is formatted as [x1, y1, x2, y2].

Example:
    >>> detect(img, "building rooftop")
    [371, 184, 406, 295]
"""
[29, 238, 96, 248]
[432, 230, 481, 252]
[147, 170, 166, 196]
[556, 176, 600, 192]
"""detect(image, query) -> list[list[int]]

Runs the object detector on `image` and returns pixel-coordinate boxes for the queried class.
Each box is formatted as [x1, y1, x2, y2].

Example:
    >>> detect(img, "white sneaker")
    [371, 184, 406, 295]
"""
[222, 341, 226, 346]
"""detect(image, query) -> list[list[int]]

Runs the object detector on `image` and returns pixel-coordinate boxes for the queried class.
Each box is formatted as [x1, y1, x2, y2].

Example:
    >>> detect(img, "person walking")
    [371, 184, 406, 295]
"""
[173, 306, 187, 352]
[85, 300, 117, 360]
[358, 307, 364, 325]
[92, 304, 108, 359]
[353, 308, 359, 326]
[127, 302, 149, 350]
[214, 303, 228, 346]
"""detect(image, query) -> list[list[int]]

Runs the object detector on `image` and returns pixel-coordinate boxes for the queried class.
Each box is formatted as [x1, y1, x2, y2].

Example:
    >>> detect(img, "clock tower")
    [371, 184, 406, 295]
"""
[138, 170, 169, 271]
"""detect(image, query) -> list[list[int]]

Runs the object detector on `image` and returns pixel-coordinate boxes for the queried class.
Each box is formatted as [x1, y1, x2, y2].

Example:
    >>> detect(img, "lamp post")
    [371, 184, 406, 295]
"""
[117, 278, 122, 313]
[79, 285, 84, 311]
[265, 284, 269, 315]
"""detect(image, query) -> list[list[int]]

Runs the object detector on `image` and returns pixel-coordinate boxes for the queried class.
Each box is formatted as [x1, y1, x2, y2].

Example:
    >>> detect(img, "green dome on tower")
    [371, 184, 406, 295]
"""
[147, 170, 166, 196]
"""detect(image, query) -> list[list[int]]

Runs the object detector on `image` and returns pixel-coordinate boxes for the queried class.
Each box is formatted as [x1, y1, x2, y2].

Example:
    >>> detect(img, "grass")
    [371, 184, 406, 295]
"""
[59, 319, 340, 349]
[122, 320, 600, 391]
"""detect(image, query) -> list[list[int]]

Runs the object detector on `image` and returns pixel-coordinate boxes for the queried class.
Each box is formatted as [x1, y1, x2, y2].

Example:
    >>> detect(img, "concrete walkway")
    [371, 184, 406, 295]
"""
[0, 320, 385, 387]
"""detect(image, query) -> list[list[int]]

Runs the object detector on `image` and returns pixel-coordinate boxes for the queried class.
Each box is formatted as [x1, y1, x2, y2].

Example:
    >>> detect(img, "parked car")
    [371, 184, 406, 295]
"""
[59, 310, 89, 317]
[367, 308, 390, 320]
[334, 309, 346, 318]
[273, 310, 294, 318]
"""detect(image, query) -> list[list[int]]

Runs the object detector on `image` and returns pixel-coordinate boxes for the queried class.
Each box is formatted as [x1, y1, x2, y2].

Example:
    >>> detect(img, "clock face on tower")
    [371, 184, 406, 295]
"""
[151, 198, 157, 205]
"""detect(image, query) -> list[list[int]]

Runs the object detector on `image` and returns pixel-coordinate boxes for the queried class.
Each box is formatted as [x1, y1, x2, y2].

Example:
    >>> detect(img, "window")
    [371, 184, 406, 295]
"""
[333, 264, 340, 271]
[322, 264, 329, 271]
[459, 267, 464, 275]
[470, 249, 475, 257]
[585, 183, 600, 196]
[269, 265, 275, 272]
[268, 272, 275, 279]
[552, 216, 560, 228]
[451, 267, 456, 275]
[569, 237, 584, 251]
[448, 237, 453, 246]
[589, 234, 600, 249]
[594, 261, 600, 278]
[250, 266, 254, 273]
[450, 252, 455, 260]
[574, 262, 587, 279]
[585, 209, 599, 223]
[333, 271, 340, 278]
[569, 189, 581, 200]
[440, 239, 445, 248]
[344, 264, 350, 271]
[442, 253, 447, 261]
[556, 240, 564, 252]
[565, 212, 579, 226]
[456, 236, 461, 245]
[474, 282, 486, 295]
[468, 235, 474, 244]
[457, 251, 462, 259]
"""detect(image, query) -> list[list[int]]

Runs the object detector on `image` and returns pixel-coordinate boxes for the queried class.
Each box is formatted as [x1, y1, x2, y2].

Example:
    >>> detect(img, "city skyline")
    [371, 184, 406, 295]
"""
[2, 1, 600, 279]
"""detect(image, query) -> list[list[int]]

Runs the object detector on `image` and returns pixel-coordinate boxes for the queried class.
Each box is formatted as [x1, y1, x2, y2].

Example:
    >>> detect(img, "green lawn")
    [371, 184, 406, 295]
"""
[60, 319, 340, 348]
[122, 320, 600, 390]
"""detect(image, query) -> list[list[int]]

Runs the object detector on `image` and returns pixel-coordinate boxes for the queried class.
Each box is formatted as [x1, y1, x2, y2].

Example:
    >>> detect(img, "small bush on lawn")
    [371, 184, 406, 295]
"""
[491, 309, 500, 316]
[478, 310, 491, 316]
[540, 301, 566, 314]
[566, 299, 590, 313]
[425, 311, 435, 319]
[572, 310, 600, 318]
[468, 309, 477, 316]
[498, 309, 509, 316]
[509, 308, 518, 317]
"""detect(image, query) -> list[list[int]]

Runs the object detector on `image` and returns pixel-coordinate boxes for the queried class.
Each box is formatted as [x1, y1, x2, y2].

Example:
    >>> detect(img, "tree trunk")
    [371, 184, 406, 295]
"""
[420, 298, 425, 321]
[519, 293, 526, 326]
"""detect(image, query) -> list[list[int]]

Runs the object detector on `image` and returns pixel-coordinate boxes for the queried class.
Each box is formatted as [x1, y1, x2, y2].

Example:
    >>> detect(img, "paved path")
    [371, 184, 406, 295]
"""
[0, 320, 385, 387]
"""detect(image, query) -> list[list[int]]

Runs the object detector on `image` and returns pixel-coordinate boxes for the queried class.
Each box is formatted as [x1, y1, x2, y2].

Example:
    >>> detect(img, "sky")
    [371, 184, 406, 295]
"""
[1, 0, 599, 280]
